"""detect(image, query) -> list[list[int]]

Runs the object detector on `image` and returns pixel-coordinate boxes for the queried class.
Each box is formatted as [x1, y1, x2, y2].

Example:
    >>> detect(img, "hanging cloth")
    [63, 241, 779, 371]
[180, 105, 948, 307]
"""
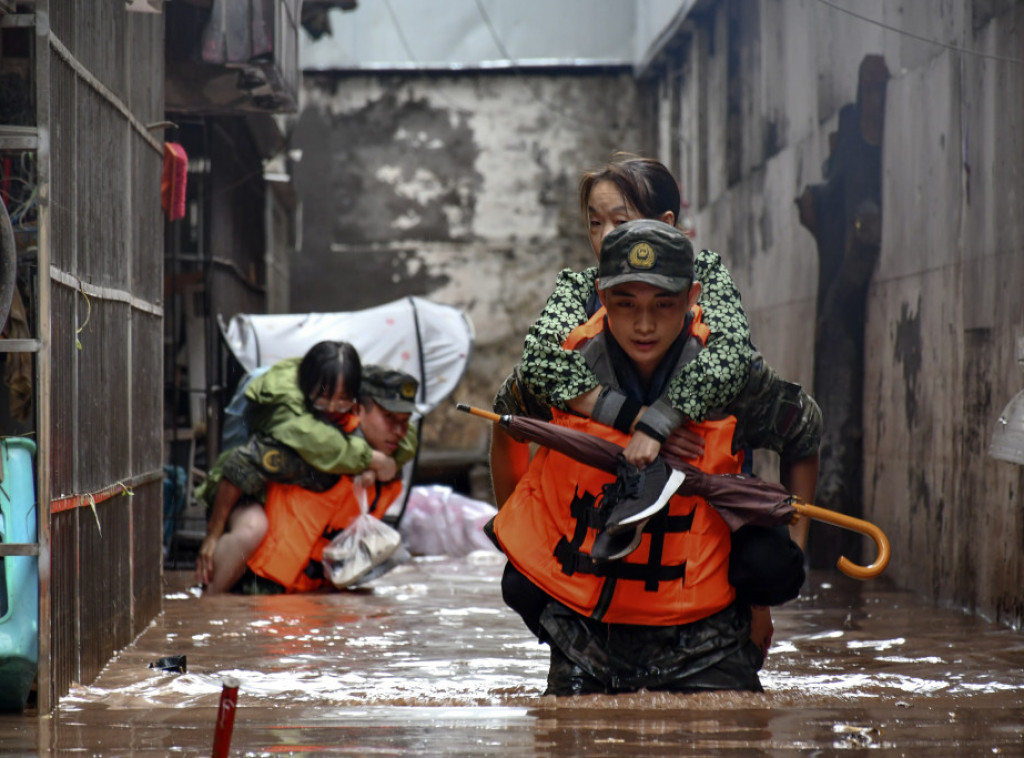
[161, 142, 188, 221]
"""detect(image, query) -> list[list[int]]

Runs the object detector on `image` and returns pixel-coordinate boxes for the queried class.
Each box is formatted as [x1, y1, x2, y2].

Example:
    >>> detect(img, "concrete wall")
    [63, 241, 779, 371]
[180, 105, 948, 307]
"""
[649, 0, 1024, 627]
[866, 5, 1024, 626]
[292, 70, 649, 452]
[292, 0, 1024, 627]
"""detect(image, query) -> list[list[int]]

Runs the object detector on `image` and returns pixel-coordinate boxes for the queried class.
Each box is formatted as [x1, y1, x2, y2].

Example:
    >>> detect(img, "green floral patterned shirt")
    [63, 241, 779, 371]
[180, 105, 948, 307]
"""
[519, 250, 752, 422]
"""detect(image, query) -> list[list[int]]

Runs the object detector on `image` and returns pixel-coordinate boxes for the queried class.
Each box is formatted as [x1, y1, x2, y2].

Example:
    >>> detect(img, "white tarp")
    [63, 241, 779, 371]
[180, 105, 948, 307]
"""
[219, 296, 474, 414]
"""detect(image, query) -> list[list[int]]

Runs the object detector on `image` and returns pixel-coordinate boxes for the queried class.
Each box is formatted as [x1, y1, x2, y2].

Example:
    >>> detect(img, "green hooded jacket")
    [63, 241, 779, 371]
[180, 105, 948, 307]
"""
[244, 357, 418, 473]
[196, 358, 419, 509]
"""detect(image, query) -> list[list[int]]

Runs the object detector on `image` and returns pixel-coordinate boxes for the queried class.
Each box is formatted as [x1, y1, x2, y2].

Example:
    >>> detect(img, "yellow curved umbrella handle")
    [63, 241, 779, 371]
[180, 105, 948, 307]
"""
[792, 501, 891, 580]
[457, 403, 892, 579]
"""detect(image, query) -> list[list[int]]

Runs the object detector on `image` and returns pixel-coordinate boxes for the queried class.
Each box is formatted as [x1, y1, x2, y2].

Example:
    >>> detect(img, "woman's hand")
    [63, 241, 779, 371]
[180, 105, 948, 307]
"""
[196, 535, 219, 587]
[661, 424, 705, 461]
[621, 430, 662, 468]
[355, 469, 377, 489]
[369, 450, 398, 483]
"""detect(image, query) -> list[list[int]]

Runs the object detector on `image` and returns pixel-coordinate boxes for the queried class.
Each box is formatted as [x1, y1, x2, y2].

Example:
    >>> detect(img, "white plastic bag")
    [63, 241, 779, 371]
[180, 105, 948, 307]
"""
[322, 482, 402, 589]
[398, 485, 500, 557]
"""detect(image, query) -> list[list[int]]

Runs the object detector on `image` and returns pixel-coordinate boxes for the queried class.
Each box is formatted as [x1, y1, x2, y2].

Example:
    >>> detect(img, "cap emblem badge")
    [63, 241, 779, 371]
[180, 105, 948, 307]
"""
[628, 241, 655, 269]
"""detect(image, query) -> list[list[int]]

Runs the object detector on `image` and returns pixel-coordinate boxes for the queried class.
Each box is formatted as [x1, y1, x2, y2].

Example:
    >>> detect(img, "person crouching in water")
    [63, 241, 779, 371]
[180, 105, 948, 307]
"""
[491, 219, 810, 695]
[240, 365, 420, 594]
[196, 343, 417, 593]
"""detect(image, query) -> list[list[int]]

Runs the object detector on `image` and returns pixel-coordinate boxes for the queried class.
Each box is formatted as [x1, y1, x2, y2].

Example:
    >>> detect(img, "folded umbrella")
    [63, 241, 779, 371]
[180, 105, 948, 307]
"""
[459, 404, 889, 580]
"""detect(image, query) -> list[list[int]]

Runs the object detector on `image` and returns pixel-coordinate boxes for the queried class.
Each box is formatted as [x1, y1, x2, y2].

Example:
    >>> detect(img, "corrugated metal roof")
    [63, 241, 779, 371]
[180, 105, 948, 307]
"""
[300, 0, 699, 72]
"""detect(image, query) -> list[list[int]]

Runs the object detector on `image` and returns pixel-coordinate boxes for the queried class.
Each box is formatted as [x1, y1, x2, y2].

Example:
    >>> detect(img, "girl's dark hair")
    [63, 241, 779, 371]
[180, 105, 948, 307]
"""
[297, 341, 362, 405]
[578, 153, 681, 225]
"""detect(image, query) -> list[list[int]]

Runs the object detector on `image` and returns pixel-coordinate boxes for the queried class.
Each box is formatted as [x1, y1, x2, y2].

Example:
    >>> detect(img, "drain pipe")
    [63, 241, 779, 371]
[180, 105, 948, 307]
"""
[0, 198, 15, 330]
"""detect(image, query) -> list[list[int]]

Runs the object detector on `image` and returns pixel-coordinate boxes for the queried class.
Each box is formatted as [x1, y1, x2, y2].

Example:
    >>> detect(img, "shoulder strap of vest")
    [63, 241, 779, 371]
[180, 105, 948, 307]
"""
[690, 305, 709, 345]
[553, 489, 697, 596]
[563, 307, 606, 350]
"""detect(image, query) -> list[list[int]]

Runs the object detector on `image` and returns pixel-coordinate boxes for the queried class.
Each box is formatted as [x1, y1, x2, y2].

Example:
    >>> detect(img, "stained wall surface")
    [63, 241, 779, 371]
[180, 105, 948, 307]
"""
[292, 70, 650, 450]
[651, 0, 1024, 628]
[293, 0, 1024, 628]
[864, 10, 1024, 625]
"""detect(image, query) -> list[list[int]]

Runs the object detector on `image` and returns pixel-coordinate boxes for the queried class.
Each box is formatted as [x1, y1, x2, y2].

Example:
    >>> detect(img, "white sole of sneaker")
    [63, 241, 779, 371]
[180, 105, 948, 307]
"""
[612, 468, 687, 528]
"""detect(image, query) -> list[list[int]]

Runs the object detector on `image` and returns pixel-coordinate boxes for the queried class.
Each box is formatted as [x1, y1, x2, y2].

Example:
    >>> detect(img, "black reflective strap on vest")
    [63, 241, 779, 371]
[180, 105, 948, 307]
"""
[554, 499, 696, 589]
[554, 488, 603, 576]
[304, 560, 325, 580]
[367, 483, 383, 515]
[644, 509, 669, 592]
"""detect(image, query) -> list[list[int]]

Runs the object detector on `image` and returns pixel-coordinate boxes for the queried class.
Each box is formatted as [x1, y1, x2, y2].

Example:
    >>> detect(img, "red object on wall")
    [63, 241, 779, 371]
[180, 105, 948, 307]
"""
[161, 142, 188, 221]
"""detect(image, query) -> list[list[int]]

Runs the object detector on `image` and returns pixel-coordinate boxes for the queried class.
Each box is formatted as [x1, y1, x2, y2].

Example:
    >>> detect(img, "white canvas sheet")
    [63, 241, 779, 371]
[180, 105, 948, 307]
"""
[220, 297, 474, 414]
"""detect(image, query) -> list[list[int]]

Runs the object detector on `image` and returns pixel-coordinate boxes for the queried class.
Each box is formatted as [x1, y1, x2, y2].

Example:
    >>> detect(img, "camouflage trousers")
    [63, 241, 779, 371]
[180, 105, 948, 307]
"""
[222, 433, 339, 497]
[541, 600, 764, 696]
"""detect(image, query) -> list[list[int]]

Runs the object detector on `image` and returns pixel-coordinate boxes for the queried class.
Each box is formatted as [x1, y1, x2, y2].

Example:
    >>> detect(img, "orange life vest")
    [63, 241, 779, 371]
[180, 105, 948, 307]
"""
[247, 475, 402, 593]
[492, 306, 742, 626]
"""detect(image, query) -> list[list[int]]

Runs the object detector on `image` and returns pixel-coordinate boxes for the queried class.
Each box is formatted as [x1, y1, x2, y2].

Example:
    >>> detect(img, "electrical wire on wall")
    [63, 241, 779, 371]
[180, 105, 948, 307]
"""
[378, 0, 474, 115]
[379, 0, 599, 121]
[472, 0, 582, 121]
[814, 0, 1024, 66]
[1, 152, 38, 233]
[0, 151, 37, 335]
[0, 177, 17, 328]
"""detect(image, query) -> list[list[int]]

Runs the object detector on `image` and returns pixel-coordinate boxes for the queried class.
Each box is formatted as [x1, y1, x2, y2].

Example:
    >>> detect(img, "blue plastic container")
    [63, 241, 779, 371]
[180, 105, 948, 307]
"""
[0, 437, 38, 712]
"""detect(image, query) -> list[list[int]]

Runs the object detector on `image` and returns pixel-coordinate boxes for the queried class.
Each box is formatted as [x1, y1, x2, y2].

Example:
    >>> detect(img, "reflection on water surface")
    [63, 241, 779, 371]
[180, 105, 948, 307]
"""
[2, 552, 1022, 755]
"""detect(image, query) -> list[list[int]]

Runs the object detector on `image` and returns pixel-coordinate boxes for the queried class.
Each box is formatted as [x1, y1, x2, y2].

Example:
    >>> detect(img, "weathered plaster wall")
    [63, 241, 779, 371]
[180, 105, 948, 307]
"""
[292, 0, 1024, 626]
[292, 71, 647, 453]
[865, 9, 1024, 625]
[674, 0, 826, 407]
[654, 0, 1024, 627]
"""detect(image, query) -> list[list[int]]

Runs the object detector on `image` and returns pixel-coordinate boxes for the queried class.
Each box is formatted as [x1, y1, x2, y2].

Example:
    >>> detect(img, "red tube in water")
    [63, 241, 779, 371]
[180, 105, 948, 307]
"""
[211, 676, 240, 758]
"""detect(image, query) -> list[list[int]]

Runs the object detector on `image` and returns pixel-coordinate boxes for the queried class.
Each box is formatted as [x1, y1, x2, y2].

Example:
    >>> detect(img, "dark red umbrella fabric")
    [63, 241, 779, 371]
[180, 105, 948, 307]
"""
[463, 406, 796, 532]
[498, 413, 620, 471]
[459, 405, 889, 579]
[664, 463, 795, 531]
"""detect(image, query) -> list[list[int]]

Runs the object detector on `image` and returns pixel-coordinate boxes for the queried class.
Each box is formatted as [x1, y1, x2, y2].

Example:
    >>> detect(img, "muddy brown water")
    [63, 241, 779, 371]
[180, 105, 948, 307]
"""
[2, 553, 1022, 756]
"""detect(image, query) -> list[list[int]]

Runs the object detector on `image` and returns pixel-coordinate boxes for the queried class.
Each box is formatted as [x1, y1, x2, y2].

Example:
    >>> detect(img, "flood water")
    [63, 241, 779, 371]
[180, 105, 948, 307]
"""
[2, 552, 1023, 756]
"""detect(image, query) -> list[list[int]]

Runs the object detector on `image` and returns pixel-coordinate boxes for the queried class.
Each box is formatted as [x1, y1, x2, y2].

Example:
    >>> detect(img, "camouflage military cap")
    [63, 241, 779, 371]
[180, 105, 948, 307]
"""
[361, 364, 419, 414]
[598, 219, 695, 293]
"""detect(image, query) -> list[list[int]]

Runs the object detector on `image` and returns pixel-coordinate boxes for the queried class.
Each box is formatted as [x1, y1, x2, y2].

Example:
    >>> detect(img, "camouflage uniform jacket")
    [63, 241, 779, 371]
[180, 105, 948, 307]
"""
[496, 347, 820, 464]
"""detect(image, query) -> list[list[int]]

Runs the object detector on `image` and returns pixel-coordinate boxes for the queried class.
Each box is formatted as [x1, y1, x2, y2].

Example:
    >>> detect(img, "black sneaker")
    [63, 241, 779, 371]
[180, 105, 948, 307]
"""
[590, 521, 645, 562]
[604, 458, 686, 534]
